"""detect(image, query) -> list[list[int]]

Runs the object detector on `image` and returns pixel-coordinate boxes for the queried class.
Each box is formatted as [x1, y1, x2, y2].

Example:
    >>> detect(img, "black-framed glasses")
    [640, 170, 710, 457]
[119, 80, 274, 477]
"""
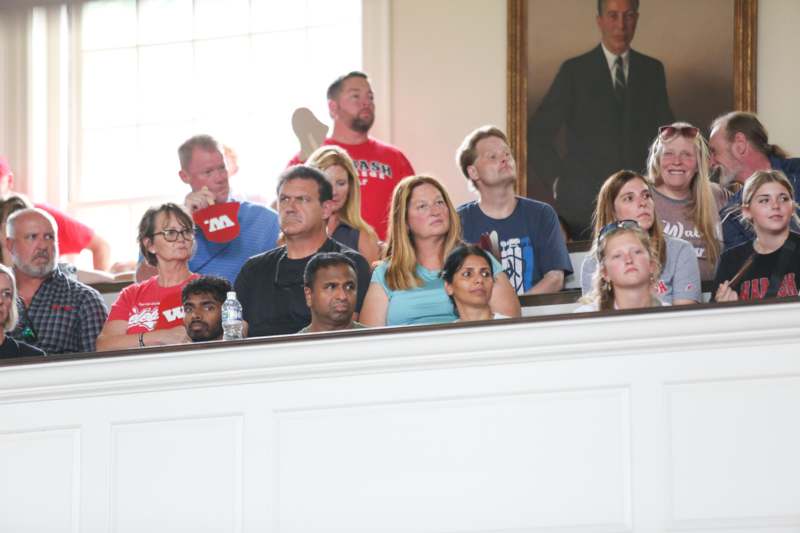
[658, 125, 699, 140]
[152, 229, 195, 242]
[598, 219, 640, 241]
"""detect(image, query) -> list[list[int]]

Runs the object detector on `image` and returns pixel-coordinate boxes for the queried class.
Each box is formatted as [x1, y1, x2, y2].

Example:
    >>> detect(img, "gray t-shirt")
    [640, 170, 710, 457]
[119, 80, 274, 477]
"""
[580, 235, 702, 304]
[653, 185, 727, 281]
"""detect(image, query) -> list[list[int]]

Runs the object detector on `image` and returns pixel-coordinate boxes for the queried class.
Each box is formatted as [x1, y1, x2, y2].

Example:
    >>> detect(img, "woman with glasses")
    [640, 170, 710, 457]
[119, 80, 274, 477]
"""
[360, 175, 520, 326]
[0, 263, 45, 357]
[580, 170, 701, 305]
[646, 123, 728, 280]
[306, 145, 382, 264]
[575, 221, 663, 312]
[96, 203, 197, 351]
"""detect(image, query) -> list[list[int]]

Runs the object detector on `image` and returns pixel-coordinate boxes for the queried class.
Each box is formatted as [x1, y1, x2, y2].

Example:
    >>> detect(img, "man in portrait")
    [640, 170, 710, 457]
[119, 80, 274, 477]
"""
[528, 0, 673, 239]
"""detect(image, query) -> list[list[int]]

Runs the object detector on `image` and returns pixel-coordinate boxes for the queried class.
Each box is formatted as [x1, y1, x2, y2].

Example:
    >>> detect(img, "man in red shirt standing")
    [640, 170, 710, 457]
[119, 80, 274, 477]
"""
[289, 71, 415, 240]
[0, 156, 111, 270]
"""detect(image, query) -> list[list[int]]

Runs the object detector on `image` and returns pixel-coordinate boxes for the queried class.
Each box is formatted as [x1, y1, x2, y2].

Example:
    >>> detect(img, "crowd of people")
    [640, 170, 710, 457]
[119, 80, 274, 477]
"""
[1, 61, 798, 358]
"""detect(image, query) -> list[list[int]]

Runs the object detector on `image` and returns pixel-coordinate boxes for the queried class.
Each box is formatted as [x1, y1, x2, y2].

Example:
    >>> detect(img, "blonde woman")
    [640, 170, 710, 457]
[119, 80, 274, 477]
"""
[307, 145, 382, 264]
[580, 170, 701, 304]
[646, 122, 728, 280]
[715, 170, 800, 302]
[0, 263, 45, 357]
[575, 221, 664, 312]
[360, 175, 520, 326]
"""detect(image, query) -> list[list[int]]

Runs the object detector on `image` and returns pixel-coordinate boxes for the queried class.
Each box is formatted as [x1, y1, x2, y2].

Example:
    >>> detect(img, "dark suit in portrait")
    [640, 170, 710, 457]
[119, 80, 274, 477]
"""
[528, 44, 673, 239]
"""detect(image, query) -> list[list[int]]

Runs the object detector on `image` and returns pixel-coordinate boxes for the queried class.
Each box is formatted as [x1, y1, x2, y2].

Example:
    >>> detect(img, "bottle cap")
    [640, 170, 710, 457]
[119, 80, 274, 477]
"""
[227, 291, 237, 300]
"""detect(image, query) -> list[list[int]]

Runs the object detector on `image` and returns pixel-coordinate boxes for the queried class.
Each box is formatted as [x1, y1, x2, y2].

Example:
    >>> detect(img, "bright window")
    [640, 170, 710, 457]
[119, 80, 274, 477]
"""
[68, 0, 361, 264]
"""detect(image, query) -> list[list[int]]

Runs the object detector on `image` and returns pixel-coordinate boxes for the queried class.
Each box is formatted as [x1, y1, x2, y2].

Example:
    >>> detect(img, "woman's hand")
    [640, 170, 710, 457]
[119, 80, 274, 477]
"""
[715, 280, 739, 302]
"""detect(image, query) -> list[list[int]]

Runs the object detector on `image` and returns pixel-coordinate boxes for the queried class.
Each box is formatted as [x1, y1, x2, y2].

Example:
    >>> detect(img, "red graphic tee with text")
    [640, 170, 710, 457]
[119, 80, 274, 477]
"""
[108, 274, 200, 333]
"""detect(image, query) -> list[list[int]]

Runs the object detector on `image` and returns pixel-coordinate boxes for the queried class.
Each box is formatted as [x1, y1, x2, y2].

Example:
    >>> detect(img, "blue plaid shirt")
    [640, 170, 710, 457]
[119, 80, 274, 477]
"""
[10, 268, 108, 354]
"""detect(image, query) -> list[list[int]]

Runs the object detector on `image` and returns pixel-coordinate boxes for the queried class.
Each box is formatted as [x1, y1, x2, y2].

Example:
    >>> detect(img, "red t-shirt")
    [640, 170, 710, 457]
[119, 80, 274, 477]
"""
[107, 274, 199, 333]
[289, 137, 415, 239]
[36, 203, 95, 255]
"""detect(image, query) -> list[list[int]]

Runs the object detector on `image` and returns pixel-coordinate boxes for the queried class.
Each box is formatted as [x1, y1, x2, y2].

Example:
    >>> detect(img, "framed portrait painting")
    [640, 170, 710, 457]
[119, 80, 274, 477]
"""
[507, 0, 757, 239]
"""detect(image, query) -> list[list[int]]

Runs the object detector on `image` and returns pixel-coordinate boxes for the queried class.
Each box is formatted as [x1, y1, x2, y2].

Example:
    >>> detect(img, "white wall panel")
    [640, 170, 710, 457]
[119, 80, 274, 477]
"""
[666, 376, 800, 530]
[275, 388, 631, 532]
[1, 303, 800, 532]
[110, 415, 243, 533]
[0, 427, 80, 533]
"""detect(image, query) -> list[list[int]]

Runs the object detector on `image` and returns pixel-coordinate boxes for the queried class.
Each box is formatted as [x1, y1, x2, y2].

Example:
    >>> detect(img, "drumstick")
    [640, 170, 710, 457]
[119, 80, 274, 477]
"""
[728, 254, 755, 287]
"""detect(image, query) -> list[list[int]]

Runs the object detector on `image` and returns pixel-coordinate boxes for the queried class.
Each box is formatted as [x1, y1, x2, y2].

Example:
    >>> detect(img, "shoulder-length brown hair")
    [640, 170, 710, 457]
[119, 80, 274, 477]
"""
[592, 170, 666, 268]
[383, 175, 462, 291]
[306, 145, 378, 241]
[138, 203, 195, 266]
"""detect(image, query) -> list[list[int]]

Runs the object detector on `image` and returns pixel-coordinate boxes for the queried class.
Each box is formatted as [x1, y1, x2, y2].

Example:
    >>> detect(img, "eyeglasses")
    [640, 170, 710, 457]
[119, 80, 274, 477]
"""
[658, 125, 699, 140]
[598, 219, 640, 241]
[152, 229, 195, 242]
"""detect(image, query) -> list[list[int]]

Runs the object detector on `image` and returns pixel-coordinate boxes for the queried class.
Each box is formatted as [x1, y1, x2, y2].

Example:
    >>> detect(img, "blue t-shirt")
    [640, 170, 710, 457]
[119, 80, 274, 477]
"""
[371, 254, 503, 326]
[189, 200, 280, 283]
[458, 197, 572, 294]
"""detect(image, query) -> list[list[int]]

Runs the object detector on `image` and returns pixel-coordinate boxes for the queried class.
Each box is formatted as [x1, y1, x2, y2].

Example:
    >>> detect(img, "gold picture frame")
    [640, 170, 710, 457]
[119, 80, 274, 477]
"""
[507, 0, 758, 197]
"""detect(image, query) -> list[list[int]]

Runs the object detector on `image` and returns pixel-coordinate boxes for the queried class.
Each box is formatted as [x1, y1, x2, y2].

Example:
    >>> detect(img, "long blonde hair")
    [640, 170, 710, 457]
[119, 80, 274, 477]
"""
[583, 224, 662, 311]
[384, 175, 462, 291]
[306, 145, 378, 242]
[592, 170, 666, 268]
[646, 121, 721, 265]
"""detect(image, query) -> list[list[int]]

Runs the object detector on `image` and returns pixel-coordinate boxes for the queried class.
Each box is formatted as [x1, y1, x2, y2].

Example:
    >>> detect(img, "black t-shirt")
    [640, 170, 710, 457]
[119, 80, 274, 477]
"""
[234, 238, 371, 337]
[714, 232, 800, 301]
[0, 335, 46, 359]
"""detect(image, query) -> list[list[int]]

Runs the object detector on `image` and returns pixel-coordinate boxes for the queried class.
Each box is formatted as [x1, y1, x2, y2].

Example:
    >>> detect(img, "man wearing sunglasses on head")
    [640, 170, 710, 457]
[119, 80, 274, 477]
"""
[7, 208, 107, 354]
[709, 111, 800, 252]
[529, 0, 673, 239]
[234, 165, 371, 337]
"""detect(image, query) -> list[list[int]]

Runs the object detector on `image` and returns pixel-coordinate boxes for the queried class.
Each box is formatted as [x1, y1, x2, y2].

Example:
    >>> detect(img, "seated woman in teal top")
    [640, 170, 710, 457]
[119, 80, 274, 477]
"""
[360, 175, 520, 326]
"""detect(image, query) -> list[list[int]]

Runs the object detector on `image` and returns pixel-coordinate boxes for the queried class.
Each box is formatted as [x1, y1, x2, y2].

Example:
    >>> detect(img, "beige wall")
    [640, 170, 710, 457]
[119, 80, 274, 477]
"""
[386, 0, 506, 208]
[758, 0, 800, 156]
[381, 0, 799, 210]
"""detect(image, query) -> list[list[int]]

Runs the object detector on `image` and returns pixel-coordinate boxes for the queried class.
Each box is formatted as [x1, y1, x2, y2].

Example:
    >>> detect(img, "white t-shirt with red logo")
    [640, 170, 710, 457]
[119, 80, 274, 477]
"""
[108, 274, 199, 333]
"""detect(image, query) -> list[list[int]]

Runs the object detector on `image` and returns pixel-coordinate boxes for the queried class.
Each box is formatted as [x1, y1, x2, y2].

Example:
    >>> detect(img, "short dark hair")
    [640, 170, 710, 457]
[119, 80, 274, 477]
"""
[138, 203, 195, 266]
[303, 252, 357, 288]
[276, 165, 333, 203]
[181, 275, 231, 305]
[597, 0, 639, 15]
[441, 244, 495, 315]
[327, 71, 369, 101]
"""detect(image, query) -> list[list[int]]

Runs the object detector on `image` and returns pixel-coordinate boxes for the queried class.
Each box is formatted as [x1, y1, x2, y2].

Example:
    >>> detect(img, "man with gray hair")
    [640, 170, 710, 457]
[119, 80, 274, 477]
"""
[136, 134, 280, 283]
[709, 111, 800, 251]
[6, 208, 107, 354]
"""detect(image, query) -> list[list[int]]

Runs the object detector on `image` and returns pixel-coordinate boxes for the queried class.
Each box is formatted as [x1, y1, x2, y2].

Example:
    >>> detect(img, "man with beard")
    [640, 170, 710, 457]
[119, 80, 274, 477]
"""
[300, 252, 365, 333]
[288, 71, 415, 239]
[709, 111, 800, 251]
[6, 208, 107, 354]
[234, 165, 371, 337]
[181, 276, 230, 342]
[456, 126, 572, 295]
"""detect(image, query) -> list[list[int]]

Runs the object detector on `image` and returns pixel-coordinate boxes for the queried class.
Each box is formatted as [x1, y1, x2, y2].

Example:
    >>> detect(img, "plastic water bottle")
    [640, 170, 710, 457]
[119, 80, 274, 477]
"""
[221, 291, 244, 341]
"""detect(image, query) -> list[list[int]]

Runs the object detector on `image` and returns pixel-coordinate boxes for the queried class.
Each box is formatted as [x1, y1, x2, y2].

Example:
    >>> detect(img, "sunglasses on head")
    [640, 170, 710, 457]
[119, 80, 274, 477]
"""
[598, 219, 640, 241]
[658, 125, 699, 140]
